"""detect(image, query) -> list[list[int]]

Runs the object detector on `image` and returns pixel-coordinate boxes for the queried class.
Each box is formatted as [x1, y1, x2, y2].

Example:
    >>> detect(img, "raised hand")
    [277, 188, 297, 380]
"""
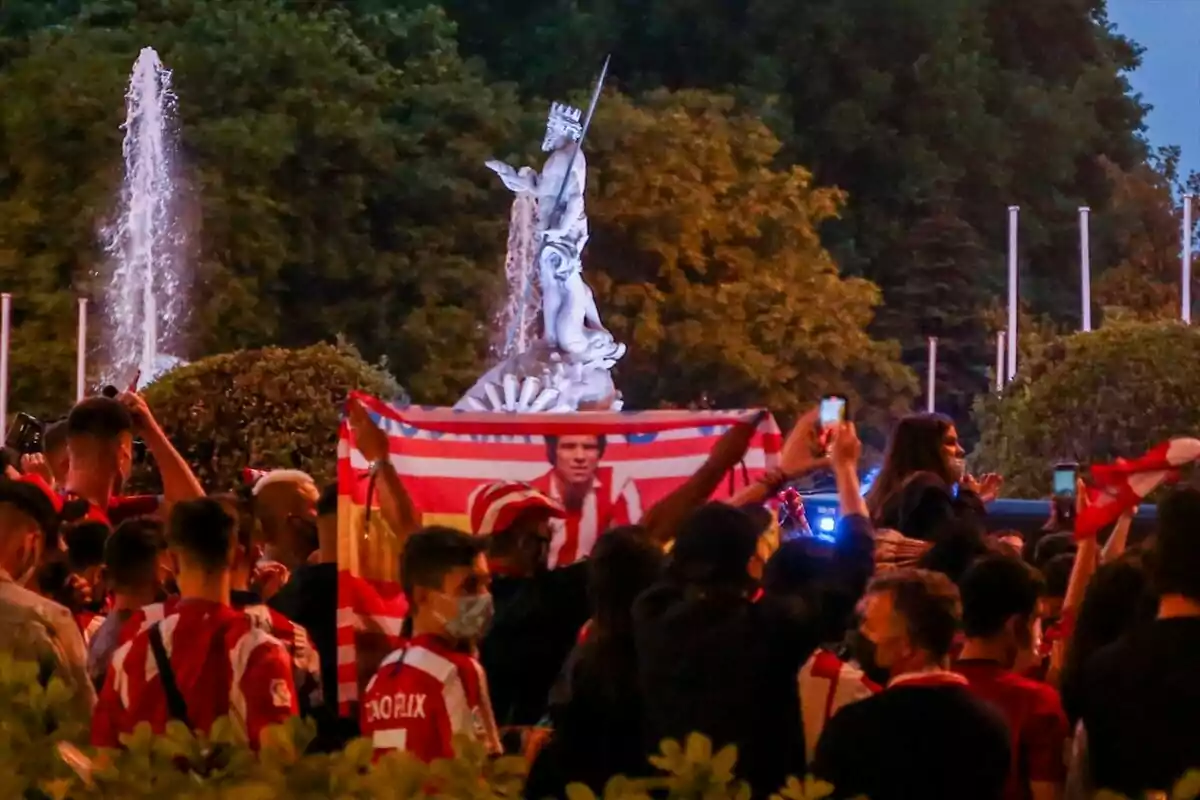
[829, 422, 862, 471]
[962, 472, 1004, 503]
[347, 397, 390, 464]
[779, 408, 828, 478]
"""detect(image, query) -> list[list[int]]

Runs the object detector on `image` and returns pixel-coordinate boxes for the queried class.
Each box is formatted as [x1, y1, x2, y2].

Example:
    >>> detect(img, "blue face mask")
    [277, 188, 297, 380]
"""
[436, 592, 494, 641]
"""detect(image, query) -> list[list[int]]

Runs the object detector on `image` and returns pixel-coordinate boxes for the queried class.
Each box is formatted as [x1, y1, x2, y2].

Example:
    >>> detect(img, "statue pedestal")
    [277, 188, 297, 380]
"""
[454, 339, 621, 412]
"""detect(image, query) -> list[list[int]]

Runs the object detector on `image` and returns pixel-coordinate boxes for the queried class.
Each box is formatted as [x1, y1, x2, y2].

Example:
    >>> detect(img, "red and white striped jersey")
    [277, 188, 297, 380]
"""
[360, 634, 501, 762]
[118, 595, 323, 709]
[530, 466, 641, 568]
[91, 599, 297, 749]
[77, 611, 107, 648]
[798, 649, 880, 763]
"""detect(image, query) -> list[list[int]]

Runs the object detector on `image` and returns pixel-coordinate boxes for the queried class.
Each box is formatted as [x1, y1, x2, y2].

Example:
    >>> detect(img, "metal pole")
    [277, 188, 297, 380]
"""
[76, 298, 88, 402]
[996, 331, 1005, 392]
[1185, 195, 1194, 324]
[1007, 206, 1019, 380]
[0, 294, 11, 442]
[1080, 207, 1092, 332]
[926, 336, 937, 412]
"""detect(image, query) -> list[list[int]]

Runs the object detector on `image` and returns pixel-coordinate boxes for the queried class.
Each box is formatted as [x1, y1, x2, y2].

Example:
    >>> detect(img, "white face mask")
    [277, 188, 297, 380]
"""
[434, 592, 495, 641]
[949, 457, 967, 482]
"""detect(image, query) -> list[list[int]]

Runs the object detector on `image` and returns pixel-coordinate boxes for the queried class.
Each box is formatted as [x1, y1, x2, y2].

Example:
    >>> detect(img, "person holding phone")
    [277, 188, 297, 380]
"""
[61, 392, 204, 527]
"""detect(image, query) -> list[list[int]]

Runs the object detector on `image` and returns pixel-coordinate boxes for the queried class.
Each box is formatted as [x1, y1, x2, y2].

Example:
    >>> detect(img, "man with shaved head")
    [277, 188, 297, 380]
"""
[250, 470, 320, 598]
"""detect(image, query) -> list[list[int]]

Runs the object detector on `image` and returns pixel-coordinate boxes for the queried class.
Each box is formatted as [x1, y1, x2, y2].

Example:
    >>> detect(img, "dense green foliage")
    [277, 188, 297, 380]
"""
[0, 0, 911, 422]
[972, 320, 1200, 497]
[439, 0, 1199, 428]
[4, 651, 1200, 799]
[0, 0, 1195, 431]
[140, 342, 403, 492]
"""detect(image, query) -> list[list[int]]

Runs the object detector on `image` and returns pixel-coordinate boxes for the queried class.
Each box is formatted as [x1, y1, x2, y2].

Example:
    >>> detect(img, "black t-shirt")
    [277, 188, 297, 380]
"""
[479, 561, 590, 728]
[269, 563, 338, 712]
[813, 684, 1011, 800]
[1080, 616, 1200, 796]
[633, 583, 810, 799]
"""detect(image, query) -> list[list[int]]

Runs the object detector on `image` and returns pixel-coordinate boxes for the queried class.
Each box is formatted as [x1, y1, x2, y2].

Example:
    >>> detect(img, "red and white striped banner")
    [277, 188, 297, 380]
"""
[335, 391, 780, 716]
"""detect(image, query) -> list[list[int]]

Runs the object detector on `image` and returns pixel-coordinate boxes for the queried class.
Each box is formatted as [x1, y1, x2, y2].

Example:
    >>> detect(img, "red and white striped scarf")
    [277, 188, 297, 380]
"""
[1076, 438, 1200, 540]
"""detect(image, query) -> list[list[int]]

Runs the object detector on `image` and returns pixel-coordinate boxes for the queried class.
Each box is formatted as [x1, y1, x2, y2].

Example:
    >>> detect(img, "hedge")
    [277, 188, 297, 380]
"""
[6, 653, 1200, 800]
[971, 319, 1200, 498]
[136, 342, 405, 493]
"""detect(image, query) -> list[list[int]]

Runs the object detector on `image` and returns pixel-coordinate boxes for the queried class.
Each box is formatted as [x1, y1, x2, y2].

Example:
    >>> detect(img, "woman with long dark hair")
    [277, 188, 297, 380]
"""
[866, 414, 997, 580]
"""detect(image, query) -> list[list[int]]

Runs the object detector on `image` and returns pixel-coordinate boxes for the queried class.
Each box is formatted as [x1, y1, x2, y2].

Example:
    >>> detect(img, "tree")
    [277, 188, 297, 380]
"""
[972, 319, 1200, 497]
[139, 342, 403, 491]
[439, 0, 1154, 437]
[882, 207, 995, 435]
[579, 89, 916, 425]
[0, 0, 526, 414]
[1093, 146, 1198, 322]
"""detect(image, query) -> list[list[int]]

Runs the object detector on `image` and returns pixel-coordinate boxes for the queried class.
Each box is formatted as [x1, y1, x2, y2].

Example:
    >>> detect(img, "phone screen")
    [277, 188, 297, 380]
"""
[819, 396, 846, 429]
[1053, 466, 1077, 497]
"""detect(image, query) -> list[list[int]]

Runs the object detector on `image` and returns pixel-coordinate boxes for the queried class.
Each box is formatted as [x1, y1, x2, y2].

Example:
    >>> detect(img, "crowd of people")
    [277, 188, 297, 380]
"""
[1, 388, 1197, 799]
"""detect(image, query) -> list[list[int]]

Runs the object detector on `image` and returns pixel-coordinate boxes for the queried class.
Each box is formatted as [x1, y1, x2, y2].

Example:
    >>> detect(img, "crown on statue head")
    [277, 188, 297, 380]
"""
[544, 101, 583, 145]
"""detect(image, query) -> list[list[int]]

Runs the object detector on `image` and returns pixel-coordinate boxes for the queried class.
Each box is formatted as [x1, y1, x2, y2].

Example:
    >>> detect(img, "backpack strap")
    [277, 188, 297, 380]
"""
[148, 622, 192, 729]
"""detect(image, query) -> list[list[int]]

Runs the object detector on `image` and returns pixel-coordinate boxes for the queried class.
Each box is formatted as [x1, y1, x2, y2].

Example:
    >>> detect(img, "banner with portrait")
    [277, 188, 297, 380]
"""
[335, 391, 780, 714]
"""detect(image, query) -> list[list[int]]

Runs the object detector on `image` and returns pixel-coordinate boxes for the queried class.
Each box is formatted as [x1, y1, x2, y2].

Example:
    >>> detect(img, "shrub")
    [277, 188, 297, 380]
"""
[972, 319, 1200, 497]
[2, 652, 1198, 799]
[137, 342, 405, 492]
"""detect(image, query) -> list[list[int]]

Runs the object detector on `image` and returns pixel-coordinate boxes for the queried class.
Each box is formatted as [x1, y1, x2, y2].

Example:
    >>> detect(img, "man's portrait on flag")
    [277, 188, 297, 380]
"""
[530, 434, 642, 567]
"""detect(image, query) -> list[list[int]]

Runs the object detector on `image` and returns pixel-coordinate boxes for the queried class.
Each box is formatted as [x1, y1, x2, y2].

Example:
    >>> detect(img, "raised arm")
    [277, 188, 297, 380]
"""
[348, 398, 420, 548]
[729, 408, 828, 507]
[119, 391, 204, 509]
[640, 411, 766, 547]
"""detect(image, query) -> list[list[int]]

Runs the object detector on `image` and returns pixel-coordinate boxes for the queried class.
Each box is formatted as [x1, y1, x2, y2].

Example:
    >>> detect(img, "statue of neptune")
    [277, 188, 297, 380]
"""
[456, 61, 624, 412]
[485, 102, 623, 365]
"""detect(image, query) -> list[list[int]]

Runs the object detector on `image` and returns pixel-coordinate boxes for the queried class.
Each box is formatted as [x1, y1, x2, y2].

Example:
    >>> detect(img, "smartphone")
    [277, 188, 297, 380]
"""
[1053, 462, 1079, 498]
[5, 412, 44, 455]
[819, 395, 848, 430]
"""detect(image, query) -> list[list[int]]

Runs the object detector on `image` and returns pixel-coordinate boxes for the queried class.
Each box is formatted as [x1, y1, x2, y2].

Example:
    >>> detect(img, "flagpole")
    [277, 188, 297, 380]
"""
[996, 331, 1005, 392]
[0, 294, 10, 442]
[77, 297, 88, 402]
[1080, 207, 1092, 332]
[1007, 206, 1019, 380]
[1185, 194, 1194, 324]
[926, 336, 937, 412]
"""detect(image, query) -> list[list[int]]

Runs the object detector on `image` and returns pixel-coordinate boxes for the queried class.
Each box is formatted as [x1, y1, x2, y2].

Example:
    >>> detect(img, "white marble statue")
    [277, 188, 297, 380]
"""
[458, 63, 624, 412]
[483, 101, 624, 365]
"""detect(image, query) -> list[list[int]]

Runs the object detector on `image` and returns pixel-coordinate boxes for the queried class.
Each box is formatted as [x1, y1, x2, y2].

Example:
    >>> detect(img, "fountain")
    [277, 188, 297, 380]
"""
[458, 58, 626, 412]
[101, 47, 185, 388]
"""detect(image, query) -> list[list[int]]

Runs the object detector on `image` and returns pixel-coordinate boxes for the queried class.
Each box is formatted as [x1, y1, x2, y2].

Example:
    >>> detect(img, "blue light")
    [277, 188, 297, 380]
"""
[817, 515, 837, 533]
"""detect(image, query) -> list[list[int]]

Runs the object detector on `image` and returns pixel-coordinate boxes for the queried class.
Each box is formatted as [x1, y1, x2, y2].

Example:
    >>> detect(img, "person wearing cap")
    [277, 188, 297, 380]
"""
[0, 474, 96, 715]
[474, 417, 765, 734]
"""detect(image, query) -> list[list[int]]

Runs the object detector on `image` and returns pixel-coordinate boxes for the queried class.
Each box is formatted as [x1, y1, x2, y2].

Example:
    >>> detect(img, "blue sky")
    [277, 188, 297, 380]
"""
[1108, 0, 1200, 180]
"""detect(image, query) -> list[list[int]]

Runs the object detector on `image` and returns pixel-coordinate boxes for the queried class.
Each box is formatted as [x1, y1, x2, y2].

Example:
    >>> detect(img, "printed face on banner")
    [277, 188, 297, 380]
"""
[334, 397, 781, 717]
[338, 401, 780, 575]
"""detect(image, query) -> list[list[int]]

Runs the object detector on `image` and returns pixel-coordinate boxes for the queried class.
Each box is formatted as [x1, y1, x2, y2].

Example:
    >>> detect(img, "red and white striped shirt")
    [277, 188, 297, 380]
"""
[119, 595, 323, 708]
[360, 634, 501, 762]
[531, 466, 641, 568]
[77, 611, 107, 648]
[91, 599, 297, 749]
[798, 649, 880, 762]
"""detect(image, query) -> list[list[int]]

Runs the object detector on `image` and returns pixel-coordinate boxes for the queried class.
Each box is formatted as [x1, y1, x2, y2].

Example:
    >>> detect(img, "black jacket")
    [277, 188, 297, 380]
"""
[633, 581, 808, 798]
